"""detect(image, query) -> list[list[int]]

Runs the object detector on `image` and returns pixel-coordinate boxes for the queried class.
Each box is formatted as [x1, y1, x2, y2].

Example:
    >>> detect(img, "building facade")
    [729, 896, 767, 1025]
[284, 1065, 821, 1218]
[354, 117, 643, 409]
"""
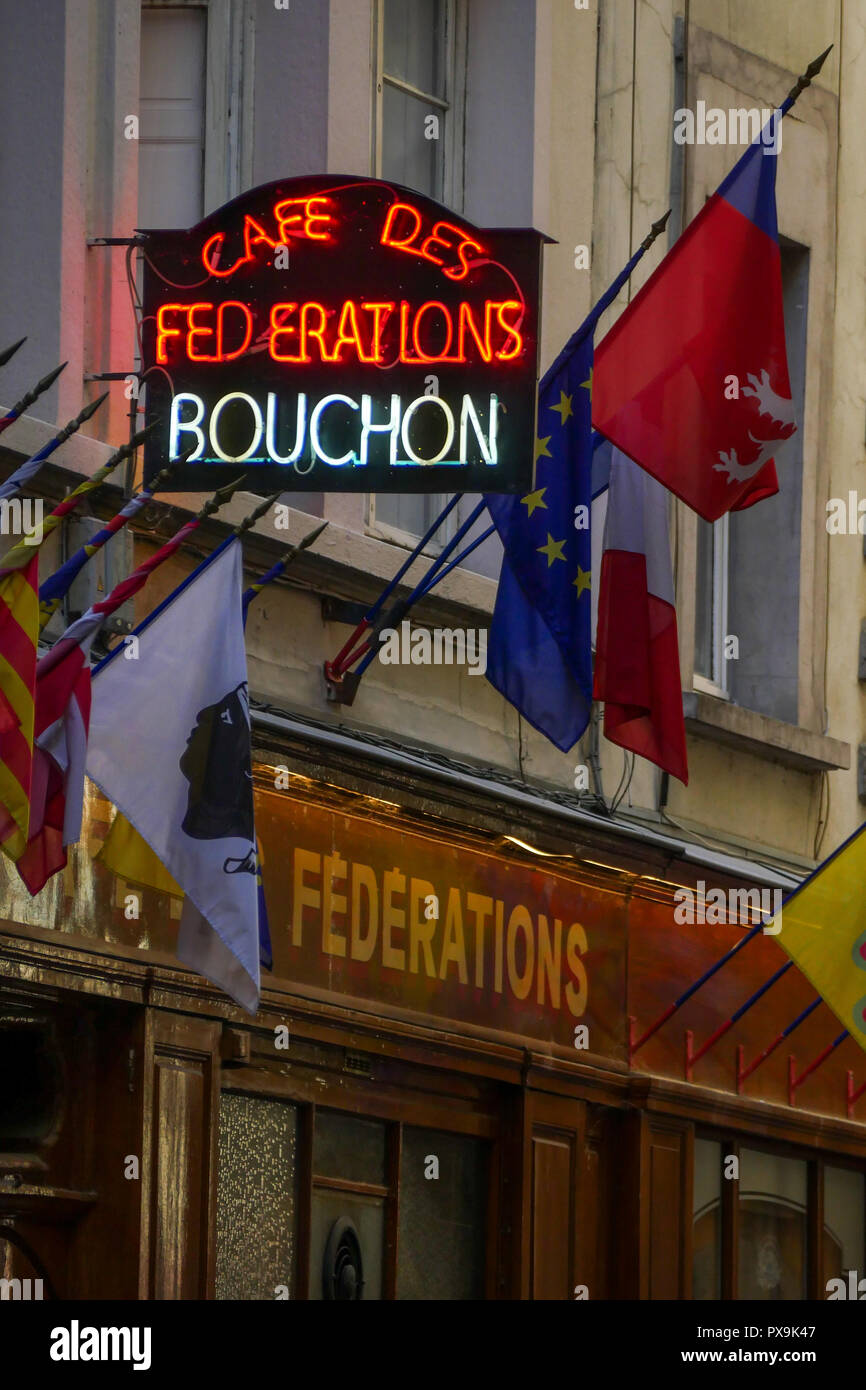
[1, 0, 866, 1301]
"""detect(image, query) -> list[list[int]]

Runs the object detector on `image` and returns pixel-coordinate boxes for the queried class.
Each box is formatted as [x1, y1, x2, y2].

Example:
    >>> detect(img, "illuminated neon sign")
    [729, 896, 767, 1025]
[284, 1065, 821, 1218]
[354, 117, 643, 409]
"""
[140, 176, 545, 493]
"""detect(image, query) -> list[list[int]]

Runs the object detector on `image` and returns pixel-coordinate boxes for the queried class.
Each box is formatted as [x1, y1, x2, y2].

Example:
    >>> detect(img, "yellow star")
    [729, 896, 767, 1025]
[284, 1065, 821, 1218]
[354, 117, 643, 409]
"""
[551, 390, 573, 423]
[537, 533, 566, 567]
[521, 488, 547, 516]
[534, 434, 552, 463]
[573, 566, 591, 598]
[581, 367, 593, 393]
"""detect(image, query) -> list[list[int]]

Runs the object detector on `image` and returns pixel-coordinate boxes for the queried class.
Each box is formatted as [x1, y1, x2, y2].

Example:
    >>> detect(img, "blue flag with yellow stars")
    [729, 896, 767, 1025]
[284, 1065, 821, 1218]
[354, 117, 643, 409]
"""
[484, 324, 594, 751]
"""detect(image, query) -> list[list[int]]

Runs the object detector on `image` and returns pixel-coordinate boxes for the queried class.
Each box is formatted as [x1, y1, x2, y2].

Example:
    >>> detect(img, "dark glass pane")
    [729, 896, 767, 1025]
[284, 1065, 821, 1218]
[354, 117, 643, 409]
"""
[382, 84, 440, 199]
[692, 1138, 721, 1299]
[823, 1165, 865, 1285]
[694, 517, 714, 679]
[727, 245, 807, 722]
[310, 1190, 384, 1300]
[384, 0, 445, 96]
[397, 1127, 487, 1299]
[216, 1092, 298, 1299]
[313, 1110, 386, 1185]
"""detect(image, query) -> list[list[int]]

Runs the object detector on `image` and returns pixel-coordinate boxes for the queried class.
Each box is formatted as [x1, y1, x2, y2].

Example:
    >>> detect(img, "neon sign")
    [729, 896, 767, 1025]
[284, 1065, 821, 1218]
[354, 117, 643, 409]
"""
[140, 176, 545, 493]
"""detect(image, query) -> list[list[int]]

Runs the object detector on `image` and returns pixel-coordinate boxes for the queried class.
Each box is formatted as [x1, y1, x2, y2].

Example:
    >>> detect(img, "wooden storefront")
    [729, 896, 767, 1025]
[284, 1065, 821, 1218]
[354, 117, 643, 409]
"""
[2, 718, 865, 1300]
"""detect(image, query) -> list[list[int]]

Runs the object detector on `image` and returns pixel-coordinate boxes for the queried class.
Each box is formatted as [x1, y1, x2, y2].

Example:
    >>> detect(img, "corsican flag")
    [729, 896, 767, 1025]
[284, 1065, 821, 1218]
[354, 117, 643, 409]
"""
[773, 823, 866, 1055]
[86, 542, 260, 1012]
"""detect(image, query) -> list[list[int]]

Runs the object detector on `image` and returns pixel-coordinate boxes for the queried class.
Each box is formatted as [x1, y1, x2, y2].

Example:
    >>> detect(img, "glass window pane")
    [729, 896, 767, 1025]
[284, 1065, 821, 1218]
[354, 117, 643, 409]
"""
[139, 7, 206, 228]
[738, 1148, 807, 1299]
[694, 517, 714, 679]
[374, 492, 442, 540]
[397, 1127, 487, 1300]
[692, 1139, 721, 1299]
[824, 1165, 865, 1283]
[313, 1110, 386, 1186]
[215, 1093, 298, 1300]
[726, 245, 808, 723]
[382, 84, 440, 199]
[384, 0, 445, 96]
[310, 1190, 384, 1300]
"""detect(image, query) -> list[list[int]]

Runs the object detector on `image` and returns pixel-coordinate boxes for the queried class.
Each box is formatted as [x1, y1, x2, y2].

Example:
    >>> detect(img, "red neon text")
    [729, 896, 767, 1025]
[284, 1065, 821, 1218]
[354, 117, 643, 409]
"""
[156, 302, 253, 363]
[200, 197, 335, 277]
[380, 202, 484, 281]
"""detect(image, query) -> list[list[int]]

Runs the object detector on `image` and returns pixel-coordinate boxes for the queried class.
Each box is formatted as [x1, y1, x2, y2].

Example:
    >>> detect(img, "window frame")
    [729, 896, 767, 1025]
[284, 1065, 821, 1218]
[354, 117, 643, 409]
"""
[693, 512, 731, 699]
[140, 0, 252, 221]
[692, 1129, 866, 1300]
[367, 0, 468, 549]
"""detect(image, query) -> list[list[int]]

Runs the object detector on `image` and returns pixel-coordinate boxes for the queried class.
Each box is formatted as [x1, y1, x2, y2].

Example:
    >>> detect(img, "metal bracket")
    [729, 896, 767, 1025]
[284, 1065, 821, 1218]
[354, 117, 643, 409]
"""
[321, 596, 372, 627]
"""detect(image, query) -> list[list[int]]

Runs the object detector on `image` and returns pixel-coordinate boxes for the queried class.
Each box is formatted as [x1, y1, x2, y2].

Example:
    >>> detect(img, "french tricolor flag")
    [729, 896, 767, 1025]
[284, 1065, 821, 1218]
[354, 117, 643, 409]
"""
[593, 449, 688, 785]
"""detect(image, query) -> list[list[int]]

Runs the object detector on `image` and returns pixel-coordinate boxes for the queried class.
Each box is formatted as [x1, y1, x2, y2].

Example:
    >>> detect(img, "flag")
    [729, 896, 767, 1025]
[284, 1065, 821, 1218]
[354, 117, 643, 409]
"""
[484, 325, 593, 751]
[16, 517, 202, 894]
[38, 491, 150, 629]
[0, 456, 122, 859]
[0, 552, 38, 858]
[594, 448, 688, 784]
[99, 549, 283, 972]
[774, 823, 866, 1056]
[86, 543, 260, 1012]
[592, 121, 796, 522]
[99, 806, 182, 894]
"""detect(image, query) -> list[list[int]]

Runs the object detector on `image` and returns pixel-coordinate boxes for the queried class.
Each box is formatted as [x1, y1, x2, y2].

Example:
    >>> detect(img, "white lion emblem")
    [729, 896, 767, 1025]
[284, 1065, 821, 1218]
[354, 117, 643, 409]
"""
[715, 368, 796, 484]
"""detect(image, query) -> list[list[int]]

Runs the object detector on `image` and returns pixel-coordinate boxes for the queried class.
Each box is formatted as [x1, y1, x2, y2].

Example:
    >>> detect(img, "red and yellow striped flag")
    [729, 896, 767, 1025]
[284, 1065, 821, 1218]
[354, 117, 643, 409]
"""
[0, 453, 125, 859]
[0, 551, 39, 858]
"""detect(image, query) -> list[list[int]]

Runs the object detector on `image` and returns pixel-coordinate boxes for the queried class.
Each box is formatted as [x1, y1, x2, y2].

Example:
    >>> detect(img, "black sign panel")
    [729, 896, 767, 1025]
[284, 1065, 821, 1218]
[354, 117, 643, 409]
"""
[140, 175, 544, 494]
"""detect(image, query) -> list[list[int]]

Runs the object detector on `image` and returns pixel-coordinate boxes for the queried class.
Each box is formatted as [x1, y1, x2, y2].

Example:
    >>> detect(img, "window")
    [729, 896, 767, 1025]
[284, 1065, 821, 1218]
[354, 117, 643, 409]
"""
[692, 1138, 722, 1299]
[737, 1147, 807, 1299]
[691, 1136, 866, 1300]
[370, 0, 467, 546]
[139, 5, 208, 229]
[694, 242, 809, 723]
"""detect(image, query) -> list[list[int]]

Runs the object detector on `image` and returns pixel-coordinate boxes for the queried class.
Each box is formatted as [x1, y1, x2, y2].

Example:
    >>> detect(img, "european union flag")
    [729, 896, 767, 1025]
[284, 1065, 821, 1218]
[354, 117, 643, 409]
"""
[485, 326, 594, 751]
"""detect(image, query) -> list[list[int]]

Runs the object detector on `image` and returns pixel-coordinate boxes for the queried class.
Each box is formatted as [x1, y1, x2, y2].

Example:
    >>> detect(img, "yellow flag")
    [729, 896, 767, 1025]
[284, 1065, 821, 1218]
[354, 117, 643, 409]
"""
[99, 810, 182, 896]
[774, 825, 866, 1053]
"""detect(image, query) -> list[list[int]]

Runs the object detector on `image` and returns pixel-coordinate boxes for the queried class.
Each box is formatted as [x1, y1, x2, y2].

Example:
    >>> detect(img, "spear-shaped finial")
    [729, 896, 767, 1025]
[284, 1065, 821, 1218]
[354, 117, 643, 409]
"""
[195, 473, 248, 521]
[242, 520, 329, 614]
[0, 361, 68, 438]
[0, 338, 26, 370]
[781, 44, 833, 113]
[233, 490, 282, 537]
[135, 438, 198, 496]
[639, 209, 671, 253]
[51, 390, 110, 448]
[280, 519, 329, 561]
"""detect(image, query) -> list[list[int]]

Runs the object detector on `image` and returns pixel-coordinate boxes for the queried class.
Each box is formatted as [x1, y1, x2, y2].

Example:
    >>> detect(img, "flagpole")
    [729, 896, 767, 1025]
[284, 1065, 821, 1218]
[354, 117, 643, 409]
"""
[242, 519, 329, 617]
[0, 388, 107, 503]
[91, 478, 322, 675]
[0, 362, 67, 440]
[737, 996, 822, 1090]
[631, 819, 866, 1059]
[322, 208, 672, 698]
[37, 427, 179, 628]
[0, 338, 26, 371]
[778, 45, 833, 118]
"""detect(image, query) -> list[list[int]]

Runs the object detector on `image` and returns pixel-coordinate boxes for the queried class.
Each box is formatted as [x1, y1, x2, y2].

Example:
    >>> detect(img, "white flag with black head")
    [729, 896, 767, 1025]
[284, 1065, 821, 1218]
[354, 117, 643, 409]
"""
[86, 542, 260, 1012]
